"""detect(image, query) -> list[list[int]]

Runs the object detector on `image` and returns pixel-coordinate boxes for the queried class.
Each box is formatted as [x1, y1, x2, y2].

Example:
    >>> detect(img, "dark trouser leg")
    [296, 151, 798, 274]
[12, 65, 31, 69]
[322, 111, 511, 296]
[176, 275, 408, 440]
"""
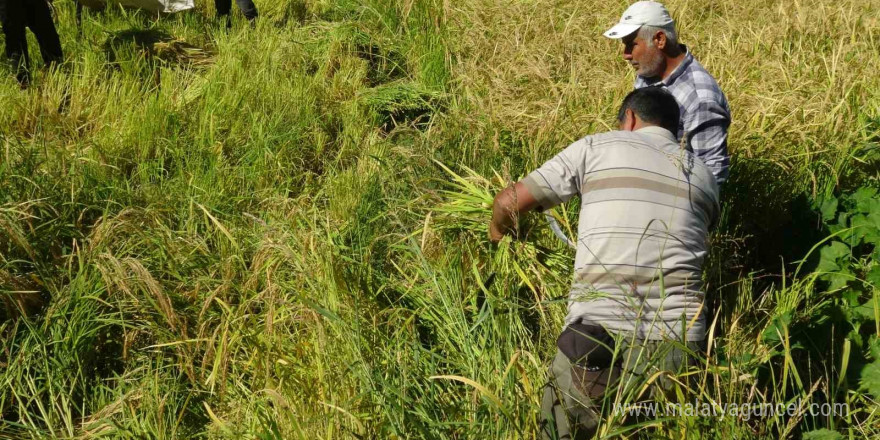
[24, 0, 63, 67]
[215, 0, 232, 16]
[0, 0, 31, 84]
[234, 0, 258, 20]
[540, 351, 600, 440]
[216, 0, 258, 22]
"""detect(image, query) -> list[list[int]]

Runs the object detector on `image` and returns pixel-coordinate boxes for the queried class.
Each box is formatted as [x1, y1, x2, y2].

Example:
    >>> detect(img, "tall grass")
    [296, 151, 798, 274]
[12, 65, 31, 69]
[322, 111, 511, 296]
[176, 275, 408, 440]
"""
[0, 0, 878, 438]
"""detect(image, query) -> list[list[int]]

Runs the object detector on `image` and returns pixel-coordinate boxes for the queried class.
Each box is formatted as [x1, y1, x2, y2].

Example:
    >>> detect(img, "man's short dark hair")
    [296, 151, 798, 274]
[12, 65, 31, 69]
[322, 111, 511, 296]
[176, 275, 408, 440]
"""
[616, 87, 681, 134]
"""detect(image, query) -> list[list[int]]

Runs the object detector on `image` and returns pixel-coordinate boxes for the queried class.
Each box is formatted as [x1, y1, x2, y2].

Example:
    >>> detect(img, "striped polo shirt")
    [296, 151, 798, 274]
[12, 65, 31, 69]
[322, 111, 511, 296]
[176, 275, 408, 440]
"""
[522, 126, 720, 341]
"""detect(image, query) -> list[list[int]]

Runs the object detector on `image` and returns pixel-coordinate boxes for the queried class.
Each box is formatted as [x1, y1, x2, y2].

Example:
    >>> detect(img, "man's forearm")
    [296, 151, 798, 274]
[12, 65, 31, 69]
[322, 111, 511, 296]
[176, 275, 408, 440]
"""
[489, 182, 540, 242]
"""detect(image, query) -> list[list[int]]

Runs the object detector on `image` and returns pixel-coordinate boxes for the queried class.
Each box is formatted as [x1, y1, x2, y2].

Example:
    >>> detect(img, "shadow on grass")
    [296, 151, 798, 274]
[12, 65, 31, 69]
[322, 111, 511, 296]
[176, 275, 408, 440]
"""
[708, 156, 827, 286]
[102, 28, 171, 81]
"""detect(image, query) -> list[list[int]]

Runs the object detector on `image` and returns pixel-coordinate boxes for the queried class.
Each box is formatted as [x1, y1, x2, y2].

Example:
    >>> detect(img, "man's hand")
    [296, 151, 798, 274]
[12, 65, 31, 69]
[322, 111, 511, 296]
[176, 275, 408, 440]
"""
[488, 182, 540, 244]
[488, 221, 505, 243]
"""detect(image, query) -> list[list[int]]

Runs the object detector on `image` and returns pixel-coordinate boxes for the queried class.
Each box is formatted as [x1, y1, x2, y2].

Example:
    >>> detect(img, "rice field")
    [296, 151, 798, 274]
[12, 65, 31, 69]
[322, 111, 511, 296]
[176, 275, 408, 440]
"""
[0, 0, 878, 438]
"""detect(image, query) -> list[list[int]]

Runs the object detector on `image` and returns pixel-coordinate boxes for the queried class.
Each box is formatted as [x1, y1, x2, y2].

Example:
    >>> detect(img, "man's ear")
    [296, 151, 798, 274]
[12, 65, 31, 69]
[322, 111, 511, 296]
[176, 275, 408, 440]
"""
[654, 31, 667, 50]
[622, 108, 637, 131]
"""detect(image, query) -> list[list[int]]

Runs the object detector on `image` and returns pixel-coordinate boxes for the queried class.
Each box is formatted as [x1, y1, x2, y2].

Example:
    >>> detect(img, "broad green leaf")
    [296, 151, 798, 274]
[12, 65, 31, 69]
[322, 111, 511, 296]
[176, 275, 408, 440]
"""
[869, 211, 880, 229]
[830, 211, 850, 234]
[829, 274, 852, 290]
[851, 187, 879, 214]
[840, 283, 861, 304]
[817, 241, 849, 273]
[860, 359, 880, 398]
[865, 229, 880, 247]
[867, 265, 880, 288]
[818, 197, 838, 222]
[849, 214, 873, 245]
[870, 335, 880, 360]
[850, 299, 876, 323]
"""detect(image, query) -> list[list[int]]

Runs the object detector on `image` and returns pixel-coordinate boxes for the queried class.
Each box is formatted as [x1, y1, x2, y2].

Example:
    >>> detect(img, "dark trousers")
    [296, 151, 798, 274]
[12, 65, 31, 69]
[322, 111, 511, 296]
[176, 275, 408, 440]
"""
[215, 0, 257, 20]
[0, 0, 63, 84]
[541, 337, 705, 439]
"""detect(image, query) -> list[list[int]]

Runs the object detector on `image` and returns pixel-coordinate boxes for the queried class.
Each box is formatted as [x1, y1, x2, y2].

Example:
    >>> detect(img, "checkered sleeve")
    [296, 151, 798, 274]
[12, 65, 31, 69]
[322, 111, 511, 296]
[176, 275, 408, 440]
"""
[683, 65, 730, 184]
[684, 94, 731, 184]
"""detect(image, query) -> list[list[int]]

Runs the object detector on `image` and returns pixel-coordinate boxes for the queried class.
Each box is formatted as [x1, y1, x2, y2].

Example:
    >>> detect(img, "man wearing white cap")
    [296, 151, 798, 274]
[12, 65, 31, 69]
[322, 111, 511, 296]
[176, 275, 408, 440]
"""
[605, 1, 731, 184]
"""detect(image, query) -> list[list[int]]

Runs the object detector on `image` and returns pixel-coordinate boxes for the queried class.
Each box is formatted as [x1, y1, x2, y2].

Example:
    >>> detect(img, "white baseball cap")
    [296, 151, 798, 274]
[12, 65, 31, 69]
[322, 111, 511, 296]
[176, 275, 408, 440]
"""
[603, 1, 675, 39]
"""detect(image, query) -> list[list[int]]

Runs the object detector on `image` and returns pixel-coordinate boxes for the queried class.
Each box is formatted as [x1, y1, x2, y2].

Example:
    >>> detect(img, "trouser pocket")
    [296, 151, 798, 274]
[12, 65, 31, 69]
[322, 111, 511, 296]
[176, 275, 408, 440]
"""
[556, 323, 621, 399]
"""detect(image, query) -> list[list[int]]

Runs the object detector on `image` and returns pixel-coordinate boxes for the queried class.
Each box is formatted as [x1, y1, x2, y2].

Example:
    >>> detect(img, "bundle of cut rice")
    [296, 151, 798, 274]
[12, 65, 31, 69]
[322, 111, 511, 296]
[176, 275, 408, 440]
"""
[153, 39, 215, 67]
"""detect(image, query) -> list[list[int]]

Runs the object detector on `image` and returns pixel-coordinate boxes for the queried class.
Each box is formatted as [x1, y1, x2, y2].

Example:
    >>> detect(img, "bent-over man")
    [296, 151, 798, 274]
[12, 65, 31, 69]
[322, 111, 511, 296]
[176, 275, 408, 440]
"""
[489, 87, 719, 438]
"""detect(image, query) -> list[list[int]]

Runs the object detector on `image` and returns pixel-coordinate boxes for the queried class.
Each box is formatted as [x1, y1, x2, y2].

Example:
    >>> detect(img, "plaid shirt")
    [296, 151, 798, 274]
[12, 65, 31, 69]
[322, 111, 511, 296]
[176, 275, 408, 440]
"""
[635, 47, 731, 184]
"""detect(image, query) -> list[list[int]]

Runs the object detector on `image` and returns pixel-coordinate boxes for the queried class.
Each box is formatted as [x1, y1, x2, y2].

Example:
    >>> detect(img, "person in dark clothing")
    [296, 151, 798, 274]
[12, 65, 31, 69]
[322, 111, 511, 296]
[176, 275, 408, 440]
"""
[215, 0, 257, 25]
[0, 0, 63, 86]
